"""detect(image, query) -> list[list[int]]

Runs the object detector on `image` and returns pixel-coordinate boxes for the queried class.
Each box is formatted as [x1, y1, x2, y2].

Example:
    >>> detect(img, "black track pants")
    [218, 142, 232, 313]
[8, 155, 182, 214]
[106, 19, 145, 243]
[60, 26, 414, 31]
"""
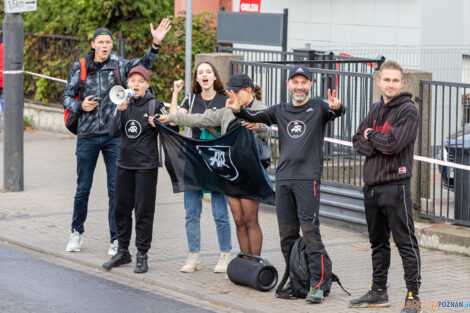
[363, 182, 421, 294]
[276, 179, 330, 289]
[114, 166, 158, 251]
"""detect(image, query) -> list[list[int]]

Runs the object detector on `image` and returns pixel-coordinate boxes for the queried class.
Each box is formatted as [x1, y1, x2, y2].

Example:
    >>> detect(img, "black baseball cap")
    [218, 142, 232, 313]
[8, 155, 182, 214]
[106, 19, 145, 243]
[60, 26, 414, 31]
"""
[224, 73, 254, 92]
[92, 27, 113, 41]
[288, 65, 312, 81]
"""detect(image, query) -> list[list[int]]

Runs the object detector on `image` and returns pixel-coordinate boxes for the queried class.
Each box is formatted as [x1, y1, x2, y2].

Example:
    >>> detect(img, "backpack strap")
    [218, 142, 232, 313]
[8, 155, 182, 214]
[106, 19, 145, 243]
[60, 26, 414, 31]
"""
[149, 99, 156, 116]
[275, 243, 292, 294]
[189, 93, 196, 113]
[113, 61, 123, 86]
[79, 58, 87, 84]
[76, 58, 87, 100]
[331, 273, 351, 296]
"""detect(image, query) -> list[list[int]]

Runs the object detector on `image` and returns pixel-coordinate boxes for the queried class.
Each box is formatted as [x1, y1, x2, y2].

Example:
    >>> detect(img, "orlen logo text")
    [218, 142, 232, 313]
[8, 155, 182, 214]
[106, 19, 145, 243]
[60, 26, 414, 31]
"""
[239, 0, 261, 13]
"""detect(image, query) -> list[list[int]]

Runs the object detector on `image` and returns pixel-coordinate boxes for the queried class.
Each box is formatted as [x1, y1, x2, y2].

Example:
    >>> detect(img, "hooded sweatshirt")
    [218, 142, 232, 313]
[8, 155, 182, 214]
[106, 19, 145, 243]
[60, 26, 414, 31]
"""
[352, 92, 419, 185]
[109, 90, 167, 169]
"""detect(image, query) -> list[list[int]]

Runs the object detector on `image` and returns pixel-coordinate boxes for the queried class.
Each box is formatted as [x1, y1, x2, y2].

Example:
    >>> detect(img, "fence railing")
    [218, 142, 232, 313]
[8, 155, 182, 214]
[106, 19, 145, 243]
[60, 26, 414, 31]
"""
[308, 43, 470, 83]
[230, 60, 374, 187]
[418, 80, 470, 226]
[215, 46, 297, 62]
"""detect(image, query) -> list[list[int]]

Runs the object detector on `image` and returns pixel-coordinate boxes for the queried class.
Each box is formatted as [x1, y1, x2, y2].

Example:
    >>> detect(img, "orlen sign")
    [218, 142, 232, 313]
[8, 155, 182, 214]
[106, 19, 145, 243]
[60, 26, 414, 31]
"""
[240, 0, 261, 13]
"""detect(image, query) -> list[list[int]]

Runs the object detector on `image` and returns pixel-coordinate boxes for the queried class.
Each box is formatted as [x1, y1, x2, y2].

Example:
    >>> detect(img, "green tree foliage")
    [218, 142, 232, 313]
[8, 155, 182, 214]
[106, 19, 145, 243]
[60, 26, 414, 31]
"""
[1, 0, 217, 104]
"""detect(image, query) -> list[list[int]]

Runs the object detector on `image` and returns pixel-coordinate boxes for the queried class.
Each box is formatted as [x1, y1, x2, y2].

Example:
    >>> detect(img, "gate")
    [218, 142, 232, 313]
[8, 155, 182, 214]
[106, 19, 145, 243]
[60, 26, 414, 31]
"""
[417, 80, 470, 226]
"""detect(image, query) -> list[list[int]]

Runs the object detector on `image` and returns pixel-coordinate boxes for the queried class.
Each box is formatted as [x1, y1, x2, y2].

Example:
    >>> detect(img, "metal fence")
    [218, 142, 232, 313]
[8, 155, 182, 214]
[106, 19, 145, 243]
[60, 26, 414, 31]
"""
[217, 46, 383, 75]
[308, 43, 470, 83]
[230, 60, 375, 188]
[417, 80, 470, 226]
[215, 46, 297, 62]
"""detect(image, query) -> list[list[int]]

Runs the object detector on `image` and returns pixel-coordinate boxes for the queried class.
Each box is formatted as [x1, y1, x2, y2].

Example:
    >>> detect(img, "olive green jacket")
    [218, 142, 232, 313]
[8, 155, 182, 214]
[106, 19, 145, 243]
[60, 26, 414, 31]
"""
[169, 99, 271, 140]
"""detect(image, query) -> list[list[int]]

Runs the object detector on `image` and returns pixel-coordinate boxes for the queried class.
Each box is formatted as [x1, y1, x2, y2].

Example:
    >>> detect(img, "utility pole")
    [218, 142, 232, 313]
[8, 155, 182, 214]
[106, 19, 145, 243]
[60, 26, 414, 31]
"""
[185, 0, 192, 95]
[3, 0, 36, 191]
[3, 13, 24, 191]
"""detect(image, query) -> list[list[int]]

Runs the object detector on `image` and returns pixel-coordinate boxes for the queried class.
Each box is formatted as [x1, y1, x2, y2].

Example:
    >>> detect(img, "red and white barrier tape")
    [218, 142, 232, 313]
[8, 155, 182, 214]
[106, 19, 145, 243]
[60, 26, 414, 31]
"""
[1, 69, 24, 74]
[272, 126, 469, 171]
[24, 71, 67, 83]
[4, 70, 469, 171]
[0, 69, 67, 83]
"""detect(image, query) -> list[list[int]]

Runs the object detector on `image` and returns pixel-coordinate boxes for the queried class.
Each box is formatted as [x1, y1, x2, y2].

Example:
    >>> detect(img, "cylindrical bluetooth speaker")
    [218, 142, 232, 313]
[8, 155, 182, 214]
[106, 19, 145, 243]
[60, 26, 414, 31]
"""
[227, 253, 278, 291]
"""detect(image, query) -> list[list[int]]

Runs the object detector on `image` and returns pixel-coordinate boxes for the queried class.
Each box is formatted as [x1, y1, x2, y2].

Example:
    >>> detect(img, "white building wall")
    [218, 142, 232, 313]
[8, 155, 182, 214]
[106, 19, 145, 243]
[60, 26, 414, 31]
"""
[231, 0, 470, 82]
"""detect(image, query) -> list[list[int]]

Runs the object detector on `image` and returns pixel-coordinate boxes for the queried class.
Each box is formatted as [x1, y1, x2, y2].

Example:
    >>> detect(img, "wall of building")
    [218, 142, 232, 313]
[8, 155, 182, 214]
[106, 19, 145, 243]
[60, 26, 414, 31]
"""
[230, 0, 470, 82]
[174, 0, 232, 16]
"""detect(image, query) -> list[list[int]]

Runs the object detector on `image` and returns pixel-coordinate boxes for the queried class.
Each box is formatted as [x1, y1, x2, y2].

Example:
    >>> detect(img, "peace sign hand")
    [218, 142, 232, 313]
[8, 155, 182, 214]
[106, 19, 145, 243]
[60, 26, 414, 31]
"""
[150, 18, 172, 45]
[225, 90, 241, 112]
[327, 88, 341, 110]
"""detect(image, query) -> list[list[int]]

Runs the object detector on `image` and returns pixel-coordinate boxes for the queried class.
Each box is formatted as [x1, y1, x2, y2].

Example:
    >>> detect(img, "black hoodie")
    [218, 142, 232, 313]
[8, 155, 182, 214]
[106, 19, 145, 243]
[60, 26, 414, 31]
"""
[110, 90, 167, 169]
[352, 92, 419, 185]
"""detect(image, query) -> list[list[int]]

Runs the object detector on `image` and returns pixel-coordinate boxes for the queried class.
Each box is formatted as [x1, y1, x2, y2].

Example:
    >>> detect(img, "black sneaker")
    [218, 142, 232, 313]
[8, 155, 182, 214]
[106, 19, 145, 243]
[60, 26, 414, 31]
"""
[348, 286, 390, 308]
[275, 282, 296, 300]
[134, 251, 148, 273]
[400, 292, 423, 313]
[102, 247, 132, 270]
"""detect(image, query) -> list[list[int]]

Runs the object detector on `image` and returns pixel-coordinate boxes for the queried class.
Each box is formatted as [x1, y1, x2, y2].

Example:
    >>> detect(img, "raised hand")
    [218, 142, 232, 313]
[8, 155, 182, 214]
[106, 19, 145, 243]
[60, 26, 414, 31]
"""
[224, 90, 241, 112]
[327, 88, 341, 110]
[150, 18, 172, 45]
[173, 80, 184, 94]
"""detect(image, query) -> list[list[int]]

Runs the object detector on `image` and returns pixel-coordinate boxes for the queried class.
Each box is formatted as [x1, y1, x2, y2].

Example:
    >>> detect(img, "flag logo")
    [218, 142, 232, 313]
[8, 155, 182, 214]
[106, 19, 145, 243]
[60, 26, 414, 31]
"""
[125, 120, 142, 139]
[196, 145, 239, 181]
[399, 167, 407, 174]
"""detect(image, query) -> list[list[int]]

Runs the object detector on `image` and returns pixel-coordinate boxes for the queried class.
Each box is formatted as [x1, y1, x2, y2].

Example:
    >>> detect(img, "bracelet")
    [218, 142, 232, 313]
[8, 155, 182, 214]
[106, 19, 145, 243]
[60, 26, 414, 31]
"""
[152, 42, 161, 49]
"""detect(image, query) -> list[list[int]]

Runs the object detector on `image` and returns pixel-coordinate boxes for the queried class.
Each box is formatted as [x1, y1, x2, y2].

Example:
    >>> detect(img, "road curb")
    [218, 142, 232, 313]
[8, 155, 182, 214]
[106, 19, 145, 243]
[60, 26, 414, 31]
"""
[0, 235, 270, 313]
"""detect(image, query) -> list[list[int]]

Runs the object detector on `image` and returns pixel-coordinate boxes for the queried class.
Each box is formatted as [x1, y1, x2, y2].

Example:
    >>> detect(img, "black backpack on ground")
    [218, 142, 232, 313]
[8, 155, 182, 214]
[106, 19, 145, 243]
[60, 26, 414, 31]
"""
[276, 236, 350, 298]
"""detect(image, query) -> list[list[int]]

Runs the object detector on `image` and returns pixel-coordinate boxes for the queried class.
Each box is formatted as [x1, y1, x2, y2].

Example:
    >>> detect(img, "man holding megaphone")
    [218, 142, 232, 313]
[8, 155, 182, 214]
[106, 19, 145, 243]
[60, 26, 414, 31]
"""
[62, 19, 171, 257]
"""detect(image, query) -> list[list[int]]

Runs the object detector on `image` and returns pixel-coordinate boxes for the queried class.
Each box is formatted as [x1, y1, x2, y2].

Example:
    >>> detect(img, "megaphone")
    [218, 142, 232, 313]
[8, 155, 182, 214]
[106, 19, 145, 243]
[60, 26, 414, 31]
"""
[109, 85, 135, 105]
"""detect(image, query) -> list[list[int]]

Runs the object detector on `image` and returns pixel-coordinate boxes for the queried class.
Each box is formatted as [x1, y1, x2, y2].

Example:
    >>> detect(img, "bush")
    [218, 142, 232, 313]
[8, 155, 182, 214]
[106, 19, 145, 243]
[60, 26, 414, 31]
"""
[0, 1, 218, 105]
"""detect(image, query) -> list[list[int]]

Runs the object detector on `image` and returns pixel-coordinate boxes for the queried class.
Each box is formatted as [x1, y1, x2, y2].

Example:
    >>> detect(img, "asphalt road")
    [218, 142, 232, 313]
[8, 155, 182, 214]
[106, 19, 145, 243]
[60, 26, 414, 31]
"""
[0, 244, 215, 313]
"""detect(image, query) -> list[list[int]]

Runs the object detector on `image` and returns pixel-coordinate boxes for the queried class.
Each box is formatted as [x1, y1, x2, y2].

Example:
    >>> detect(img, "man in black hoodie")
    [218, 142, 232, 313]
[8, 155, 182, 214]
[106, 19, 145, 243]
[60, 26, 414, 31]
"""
[351, 61, 422, 313]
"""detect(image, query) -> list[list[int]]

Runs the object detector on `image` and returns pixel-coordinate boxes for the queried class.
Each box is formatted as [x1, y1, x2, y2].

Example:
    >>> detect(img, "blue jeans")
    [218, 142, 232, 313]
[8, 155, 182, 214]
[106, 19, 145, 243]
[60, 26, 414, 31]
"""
[184, 190, 232, 253]
[71, 135, 120, 243]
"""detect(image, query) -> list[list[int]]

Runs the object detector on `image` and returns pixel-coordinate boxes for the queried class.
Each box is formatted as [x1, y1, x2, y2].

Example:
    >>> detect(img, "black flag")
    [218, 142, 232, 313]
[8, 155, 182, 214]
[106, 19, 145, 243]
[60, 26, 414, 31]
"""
[156, 121, 275, 204]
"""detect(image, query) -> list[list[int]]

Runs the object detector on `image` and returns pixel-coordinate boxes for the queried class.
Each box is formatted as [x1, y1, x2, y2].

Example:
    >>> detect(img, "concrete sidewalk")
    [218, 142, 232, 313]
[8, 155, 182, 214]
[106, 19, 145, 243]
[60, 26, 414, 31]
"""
[1, 130, 469, 313]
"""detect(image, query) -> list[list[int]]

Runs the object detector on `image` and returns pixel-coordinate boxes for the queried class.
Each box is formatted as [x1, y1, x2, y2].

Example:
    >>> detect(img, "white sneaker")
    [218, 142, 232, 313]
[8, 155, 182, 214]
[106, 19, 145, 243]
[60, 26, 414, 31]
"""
[108, 239, 118, 256]
[66, 231, 83, 252]
[214, 252, 230, 273]
[181, 253, 201, 272]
